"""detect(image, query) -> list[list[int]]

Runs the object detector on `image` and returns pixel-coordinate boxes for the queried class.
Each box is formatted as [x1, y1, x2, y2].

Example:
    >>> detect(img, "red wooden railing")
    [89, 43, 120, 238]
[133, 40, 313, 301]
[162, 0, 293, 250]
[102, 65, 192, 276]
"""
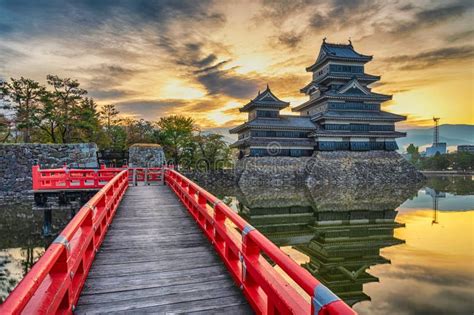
[164, 169, 355, 315]
[0, 170, 129, 314]
[32, 165, 162, 190]
[4, 166, 354, 314]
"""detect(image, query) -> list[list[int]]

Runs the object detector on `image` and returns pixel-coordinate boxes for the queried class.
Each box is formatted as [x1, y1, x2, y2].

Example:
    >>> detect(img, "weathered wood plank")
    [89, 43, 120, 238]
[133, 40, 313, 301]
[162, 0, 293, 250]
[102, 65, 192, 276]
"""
[76, 185, 251, 314]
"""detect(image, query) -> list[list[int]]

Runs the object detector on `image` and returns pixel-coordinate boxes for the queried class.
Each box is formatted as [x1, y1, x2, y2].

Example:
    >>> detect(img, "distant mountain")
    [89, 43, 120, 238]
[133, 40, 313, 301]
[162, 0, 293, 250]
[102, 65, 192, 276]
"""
[398, 124, 474, 151]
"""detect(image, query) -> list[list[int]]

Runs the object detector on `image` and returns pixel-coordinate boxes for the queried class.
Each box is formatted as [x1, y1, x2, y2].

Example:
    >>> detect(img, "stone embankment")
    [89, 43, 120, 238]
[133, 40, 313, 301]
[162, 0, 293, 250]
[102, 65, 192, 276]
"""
[0, 143, 98, 200]
[183, 151, 425, 190]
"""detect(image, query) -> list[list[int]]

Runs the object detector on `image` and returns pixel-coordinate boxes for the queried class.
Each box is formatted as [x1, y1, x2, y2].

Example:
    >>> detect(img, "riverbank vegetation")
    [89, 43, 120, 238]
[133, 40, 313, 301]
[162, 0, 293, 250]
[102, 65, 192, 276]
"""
[407, 144, 474, 171]
[0, 76, 232, 168]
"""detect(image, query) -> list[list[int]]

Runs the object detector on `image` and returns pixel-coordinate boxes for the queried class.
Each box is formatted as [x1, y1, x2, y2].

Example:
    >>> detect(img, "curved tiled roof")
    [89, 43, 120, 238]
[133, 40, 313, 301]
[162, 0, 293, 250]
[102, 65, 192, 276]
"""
[311, 110, 406, 122]
[240, 85, 289, 112]
[229, 115, 316, 133]
[307, 41, 372, 72]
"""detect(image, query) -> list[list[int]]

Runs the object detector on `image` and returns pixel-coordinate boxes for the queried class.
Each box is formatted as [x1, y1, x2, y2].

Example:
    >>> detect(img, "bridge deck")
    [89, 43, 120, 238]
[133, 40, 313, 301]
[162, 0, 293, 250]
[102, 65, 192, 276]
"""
[76, 185, 251, 314]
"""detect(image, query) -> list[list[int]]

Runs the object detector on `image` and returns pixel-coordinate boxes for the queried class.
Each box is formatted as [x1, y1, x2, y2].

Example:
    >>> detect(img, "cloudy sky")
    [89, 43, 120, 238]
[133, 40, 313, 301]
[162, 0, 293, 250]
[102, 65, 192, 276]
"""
[0, 0, 473, 131]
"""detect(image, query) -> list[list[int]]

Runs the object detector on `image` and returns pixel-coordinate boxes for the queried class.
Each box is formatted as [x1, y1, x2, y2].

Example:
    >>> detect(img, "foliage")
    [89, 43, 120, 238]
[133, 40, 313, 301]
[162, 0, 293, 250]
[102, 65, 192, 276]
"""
[193, 133, 232, 170]
[0, 75, 234, 168]
[416, 152, 474, 171]
[157, 115, 195, 165]
[0, 77, 45, 142]
[0, 113, 11, 143]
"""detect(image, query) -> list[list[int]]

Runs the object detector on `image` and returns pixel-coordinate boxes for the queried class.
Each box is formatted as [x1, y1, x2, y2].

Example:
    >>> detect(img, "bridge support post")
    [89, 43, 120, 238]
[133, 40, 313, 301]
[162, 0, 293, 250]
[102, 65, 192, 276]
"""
[42, 209, 52, 236]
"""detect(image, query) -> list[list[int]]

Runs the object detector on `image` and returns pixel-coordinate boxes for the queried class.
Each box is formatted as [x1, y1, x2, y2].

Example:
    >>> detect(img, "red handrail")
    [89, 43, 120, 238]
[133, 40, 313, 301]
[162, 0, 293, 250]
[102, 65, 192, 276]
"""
[1, 170, 129, 314]
[164, 169, 355, 315]
[32, 165, 162, 191]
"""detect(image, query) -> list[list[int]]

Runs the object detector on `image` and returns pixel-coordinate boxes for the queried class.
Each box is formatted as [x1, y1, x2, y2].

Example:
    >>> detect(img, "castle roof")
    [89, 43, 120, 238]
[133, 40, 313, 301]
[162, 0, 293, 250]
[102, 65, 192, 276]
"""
[240, 85, 289, 112]
[300, 73, 380, 94]
[306, 40, 372, 72]
[311, 110, 406, 122]
[229, 115, 316, 133]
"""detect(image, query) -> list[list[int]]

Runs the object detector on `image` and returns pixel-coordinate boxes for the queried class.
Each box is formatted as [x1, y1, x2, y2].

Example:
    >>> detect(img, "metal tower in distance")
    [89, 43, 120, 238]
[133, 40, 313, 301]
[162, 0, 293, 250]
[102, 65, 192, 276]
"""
[433, 117, 440, 146]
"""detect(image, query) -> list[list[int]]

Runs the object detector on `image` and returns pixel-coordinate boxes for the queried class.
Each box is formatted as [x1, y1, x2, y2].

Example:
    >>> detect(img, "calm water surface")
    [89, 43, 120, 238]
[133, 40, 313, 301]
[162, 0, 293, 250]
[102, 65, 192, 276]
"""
[1, 176, 473, 314]
[209, 175, 474, 315]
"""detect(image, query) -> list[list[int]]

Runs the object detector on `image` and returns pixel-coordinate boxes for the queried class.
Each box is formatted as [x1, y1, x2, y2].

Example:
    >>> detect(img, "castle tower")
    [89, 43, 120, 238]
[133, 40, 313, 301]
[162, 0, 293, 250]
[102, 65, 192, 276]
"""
[293, 39, 406, 151]
[230, 85, 315, 157]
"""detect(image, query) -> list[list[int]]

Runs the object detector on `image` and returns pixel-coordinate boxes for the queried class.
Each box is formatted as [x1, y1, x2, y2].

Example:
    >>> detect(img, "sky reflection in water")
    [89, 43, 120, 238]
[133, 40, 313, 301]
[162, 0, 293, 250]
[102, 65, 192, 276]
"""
[217, 175, 474, 315]
[0, 176, 473, 313]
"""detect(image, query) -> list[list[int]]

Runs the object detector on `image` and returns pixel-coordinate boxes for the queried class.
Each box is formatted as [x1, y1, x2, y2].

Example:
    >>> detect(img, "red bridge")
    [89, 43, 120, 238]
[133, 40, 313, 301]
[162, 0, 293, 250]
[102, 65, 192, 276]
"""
[1, 166, 355, 314]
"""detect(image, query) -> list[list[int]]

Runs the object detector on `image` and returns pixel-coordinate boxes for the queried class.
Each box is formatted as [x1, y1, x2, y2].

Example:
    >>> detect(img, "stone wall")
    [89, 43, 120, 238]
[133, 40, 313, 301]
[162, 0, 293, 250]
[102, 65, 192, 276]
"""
[184, 151, 424, 192]
[128, 144, 165, 167]
[0, 143, 98, 200]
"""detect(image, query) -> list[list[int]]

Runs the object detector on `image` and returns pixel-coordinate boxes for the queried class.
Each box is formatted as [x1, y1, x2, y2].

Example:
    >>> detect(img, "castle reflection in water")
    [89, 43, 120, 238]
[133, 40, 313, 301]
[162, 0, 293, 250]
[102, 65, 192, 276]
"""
[208, 180, 423, 306]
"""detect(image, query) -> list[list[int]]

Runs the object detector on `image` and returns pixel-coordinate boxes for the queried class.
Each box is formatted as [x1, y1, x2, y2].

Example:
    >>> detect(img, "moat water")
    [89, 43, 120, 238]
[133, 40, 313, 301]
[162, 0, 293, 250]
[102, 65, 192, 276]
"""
[1, 176, 473, 314]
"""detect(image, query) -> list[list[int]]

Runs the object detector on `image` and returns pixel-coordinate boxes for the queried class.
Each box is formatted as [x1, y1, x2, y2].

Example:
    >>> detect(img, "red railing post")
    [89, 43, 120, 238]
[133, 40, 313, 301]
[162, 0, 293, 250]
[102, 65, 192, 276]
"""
[1, 170, 129, 315]
[32, 165, 41, 191]
[161, 169, 355, 315]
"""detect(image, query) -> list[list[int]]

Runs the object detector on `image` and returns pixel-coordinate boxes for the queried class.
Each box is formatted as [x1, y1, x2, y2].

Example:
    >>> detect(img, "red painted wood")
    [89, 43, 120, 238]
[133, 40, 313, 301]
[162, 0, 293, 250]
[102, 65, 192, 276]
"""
[164, 169, 355, 315]
[1, 170, 129, 315]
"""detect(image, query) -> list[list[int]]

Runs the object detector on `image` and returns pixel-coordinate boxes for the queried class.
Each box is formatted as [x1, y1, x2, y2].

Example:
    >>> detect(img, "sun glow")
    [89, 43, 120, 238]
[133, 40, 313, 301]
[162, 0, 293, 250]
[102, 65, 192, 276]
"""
[160, 80, 206, 100]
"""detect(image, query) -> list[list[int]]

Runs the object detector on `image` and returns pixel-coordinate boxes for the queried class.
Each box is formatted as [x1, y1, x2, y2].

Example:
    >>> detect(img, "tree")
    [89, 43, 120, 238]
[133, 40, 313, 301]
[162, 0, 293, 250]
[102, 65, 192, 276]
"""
[194, 133, 232, 169]
[157, 115, 195, 165]
[46, 75, 87, 143]
[0, 113, 11, 143]
[123, 118, 159, 146]
[406, 143, 420, 163]
[74, 97, 101, 142]
[100, 104, 121, 131]
[33, 92, 61, 143]
[406, 144, 418, 155]
[453, 152, 474, 171]
[0, 77, 45, 142]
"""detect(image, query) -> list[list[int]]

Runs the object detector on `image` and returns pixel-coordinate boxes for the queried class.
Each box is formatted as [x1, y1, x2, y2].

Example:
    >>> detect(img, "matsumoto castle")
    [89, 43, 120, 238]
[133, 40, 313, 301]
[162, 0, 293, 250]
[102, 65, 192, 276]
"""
[230, 39, 406, 157]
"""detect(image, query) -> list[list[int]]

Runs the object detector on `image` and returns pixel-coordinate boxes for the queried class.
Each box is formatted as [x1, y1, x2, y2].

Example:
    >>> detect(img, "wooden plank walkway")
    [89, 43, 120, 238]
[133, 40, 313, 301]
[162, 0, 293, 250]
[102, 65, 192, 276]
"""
[76, 185, 252, 314]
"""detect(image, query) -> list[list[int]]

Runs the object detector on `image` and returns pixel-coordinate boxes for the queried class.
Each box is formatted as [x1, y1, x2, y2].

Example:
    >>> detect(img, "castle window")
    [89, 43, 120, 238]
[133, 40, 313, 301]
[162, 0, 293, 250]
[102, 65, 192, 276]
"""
[256, 110, 278, 118]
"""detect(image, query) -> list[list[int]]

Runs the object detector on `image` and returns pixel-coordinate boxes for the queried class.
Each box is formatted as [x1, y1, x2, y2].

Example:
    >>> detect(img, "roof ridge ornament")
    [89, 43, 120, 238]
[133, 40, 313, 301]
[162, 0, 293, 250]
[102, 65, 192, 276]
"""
[348, 37, 352, 46]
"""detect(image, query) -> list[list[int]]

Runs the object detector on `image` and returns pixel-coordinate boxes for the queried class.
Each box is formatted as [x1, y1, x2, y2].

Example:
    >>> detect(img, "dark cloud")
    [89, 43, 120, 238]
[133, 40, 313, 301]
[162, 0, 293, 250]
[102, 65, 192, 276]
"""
[389, 1, 472, 35]
[194, 54, 218, 68]
[384, 45, 474, 70]
[446, 30, 474, 43]
[277, 32, 304, 48]
[196, 68, 259, 99]
[73, 63, 144, 93]
[259, 0, 314, 25]
[154, 34, 258, 99]
[193, 60, 231, 74]
[0, 0, 220, 38]
[309, 0, 383, 31]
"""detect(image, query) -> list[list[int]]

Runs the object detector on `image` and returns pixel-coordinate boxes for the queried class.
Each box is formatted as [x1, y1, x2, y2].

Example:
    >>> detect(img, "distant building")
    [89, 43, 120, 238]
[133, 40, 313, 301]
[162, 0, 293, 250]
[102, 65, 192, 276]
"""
[425, 143, 447, 157]
[458, 145, 474, 153]
[230, 39, 407, 157]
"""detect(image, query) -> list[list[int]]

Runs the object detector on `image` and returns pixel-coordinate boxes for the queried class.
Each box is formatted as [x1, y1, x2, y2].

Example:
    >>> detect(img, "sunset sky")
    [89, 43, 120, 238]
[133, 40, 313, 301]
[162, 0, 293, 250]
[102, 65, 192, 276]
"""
[0, 0, 473, 131]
